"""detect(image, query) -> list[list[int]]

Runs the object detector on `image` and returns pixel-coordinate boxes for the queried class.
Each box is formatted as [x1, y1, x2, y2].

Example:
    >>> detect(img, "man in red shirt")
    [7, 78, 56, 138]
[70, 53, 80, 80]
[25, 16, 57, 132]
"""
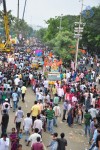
[31, 137, 44, 150]
[63, 84, 67, 94]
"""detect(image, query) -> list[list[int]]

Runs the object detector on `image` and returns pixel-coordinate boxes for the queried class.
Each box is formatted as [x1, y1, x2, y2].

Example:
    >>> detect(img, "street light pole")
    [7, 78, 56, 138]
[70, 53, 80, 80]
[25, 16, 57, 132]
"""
[22, 0, 27, 20]
[17, 0, 20, 43]
[17, 0, 19, 19]
[59, 14, 63, 32]
[74, 0, 84, 71]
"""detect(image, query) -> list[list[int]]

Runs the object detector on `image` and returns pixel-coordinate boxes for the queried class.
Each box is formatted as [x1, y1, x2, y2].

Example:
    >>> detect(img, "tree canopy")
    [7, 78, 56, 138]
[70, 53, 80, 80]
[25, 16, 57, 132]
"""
[35, 5, 100, 61]
[81, 5, 100, 54]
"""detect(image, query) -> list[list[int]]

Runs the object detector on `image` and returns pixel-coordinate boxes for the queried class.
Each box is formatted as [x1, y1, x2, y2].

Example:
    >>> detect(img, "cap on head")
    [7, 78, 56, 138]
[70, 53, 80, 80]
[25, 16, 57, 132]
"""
[5, 98, 8, 101]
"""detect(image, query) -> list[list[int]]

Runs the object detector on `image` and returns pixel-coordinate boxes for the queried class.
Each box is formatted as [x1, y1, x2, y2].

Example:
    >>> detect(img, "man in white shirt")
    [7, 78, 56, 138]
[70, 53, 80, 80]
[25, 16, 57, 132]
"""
[0, 134, 9, 150]
[80, 84, 86, 91]
[46, 94, 50, 102]
[23, 113, 32, 142]
[67, 101, 72, 112]
[84, 90, 89, 99]
[88, 105, 98, 119]
[90, 92, 93, 100]
[2, 99, 10, 113]
[38, 90, 43, 101]
[35, 87, 40, 101]
[29, 73, 33, 81]
[57, 87, 64, 102]
[14, 106, 24, 133]
[53, 104, 61, 126]
[66, 71, 71, 82]
[43, 79, 48, 89]
[92, 70, 95, 78]
[26, 128, 42, 147]
[33, 115, 42, 135]
[14, 77, 20, 86]
[72, 95, 78, 103]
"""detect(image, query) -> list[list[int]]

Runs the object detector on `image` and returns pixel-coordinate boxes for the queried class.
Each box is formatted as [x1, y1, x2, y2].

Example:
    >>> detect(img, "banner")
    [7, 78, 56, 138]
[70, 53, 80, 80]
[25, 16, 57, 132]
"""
[35, 49, 43, 56]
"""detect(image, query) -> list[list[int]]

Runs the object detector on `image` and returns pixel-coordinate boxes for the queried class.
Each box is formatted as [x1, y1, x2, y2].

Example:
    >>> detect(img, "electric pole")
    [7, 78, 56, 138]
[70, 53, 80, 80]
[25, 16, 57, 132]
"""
[17, 0, 20, 43]
[74, 0, 85, 71]
[17, 0, 19, 19]
[22, 0, 27, 20]
[59, 14, 63, 32]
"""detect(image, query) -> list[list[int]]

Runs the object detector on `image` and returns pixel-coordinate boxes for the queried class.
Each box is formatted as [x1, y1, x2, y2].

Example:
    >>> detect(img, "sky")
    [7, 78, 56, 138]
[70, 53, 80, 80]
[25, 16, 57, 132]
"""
[0, 0, 100, 27]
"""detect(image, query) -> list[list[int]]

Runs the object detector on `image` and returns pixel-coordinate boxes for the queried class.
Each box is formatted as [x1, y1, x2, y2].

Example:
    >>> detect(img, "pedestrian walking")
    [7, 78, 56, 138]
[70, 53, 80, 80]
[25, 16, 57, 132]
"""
[47, 132, 58, 150]
[14, 106, 24, 133]
[1, 110, 9, 137]
[53, 104, 61, 127]
[33, 115, 43, 136]
[12, 89, 18, 112]
[26, 128, 42, 148]
[23, 113, 32, 142]
[10, 127, 19, 150]
[46, 105, 55, 134]
[21, 84, 27, 102]
[30, 101, 40, 124]
[62, 100, 68, 121]
[57, 133, 67, 150]
[0, 133, 9, 150]
[31, 137, 44, 150]
[84, 109, 91, 137]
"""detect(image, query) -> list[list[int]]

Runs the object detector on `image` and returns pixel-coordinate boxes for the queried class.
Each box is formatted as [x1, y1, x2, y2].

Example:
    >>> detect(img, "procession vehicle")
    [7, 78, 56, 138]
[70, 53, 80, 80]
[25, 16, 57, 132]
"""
[0, 0, 13, 52]
[47, 72, 61, 85]
[31, 59, 39, 70]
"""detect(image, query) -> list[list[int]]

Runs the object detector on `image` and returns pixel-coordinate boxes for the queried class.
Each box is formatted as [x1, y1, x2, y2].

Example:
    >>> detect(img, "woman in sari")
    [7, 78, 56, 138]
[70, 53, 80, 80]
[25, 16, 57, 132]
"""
[67, 108, 74, 127]
[10, 128, 19, 150]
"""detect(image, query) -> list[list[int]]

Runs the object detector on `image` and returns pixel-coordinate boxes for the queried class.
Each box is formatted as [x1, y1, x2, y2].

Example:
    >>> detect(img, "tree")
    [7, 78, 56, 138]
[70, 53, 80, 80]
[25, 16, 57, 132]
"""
[46, 30, 76, 62]
[81, 5, 100, 54]
[35, 28, 47, 42]
[35, 5, 100, 56]
[43, 15, 79, 42]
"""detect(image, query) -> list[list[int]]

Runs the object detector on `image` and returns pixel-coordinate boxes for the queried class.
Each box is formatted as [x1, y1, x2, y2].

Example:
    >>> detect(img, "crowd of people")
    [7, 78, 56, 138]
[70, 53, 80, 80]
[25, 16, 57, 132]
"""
[0, 49, 99, 150]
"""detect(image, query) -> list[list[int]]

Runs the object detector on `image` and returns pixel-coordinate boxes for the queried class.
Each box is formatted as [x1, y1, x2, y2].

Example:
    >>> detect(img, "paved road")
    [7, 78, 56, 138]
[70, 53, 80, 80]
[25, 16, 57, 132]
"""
[4, 87, 91, 150]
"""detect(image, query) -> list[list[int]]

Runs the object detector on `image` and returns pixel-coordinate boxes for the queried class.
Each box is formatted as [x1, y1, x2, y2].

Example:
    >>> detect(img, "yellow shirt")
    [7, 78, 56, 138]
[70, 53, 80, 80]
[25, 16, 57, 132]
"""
[31, 105, 40, 116]
[63, 73, 66, 78]
[52, 87, 57, 95]
[18, 74, 22, 79]
[21, 86, 27, 94]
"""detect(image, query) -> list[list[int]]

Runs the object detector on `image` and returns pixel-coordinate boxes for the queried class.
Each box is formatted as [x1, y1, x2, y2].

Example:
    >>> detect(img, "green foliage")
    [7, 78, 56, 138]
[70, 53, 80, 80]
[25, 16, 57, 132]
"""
[48, 31, 76, 62]
[35, 28, 47, 42]
[44, 15, 79, 41]
[81, 5, 100, 53]
[35, 5, 100, 56]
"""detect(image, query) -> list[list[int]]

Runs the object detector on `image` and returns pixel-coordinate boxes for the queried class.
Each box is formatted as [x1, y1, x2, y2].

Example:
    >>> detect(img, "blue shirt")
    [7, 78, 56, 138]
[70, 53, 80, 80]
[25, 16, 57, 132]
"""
[63, 102, 68, 110]
[93, 129, 98, 142]
[12, 92, 18, 101]
[49, 140, 58, 150]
